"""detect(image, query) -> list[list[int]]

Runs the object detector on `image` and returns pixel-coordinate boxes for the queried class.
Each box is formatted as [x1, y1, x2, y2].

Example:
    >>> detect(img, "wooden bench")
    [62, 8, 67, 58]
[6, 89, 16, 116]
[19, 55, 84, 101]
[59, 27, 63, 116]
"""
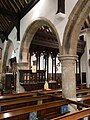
[0, 99, 68, 119]
[77, 94, 90, 102]
[0, 97, 90, 120]
[0, 89, 90, 120]
[51, 108, 90, 120]
[76, 88, 90, 95]
[0, 89, 63, 120]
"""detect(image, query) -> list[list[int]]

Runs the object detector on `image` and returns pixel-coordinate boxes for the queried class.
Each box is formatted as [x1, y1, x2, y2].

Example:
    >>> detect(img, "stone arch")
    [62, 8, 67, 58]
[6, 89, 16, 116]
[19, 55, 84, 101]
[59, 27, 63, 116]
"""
[2, 40, 14, 72]
[62, 0, 90, 55]
[19, 17, 61, 63]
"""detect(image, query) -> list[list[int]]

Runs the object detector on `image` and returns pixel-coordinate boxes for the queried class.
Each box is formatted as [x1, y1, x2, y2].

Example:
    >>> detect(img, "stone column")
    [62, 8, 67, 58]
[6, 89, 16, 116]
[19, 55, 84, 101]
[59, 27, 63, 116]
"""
[60, 55, 78, 112]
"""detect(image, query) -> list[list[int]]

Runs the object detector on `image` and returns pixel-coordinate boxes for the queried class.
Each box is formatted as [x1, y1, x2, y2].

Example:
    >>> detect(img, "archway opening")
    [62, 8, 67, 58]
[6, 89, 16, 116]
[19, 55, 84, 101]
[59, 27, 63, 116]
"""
[19, 18, 62, 91]
[62, 0, 90, 88]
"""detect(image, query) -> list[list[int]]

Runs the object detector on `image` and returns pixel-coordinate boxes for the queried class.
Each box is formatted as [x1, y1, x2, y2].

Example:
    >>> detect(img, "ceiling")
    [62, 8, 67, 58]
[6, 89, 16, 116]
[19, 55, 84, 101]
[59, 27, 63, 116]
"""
[29, 25, 86, 57]
[30, 26, 59, 56]
[0, 0, 40, 42]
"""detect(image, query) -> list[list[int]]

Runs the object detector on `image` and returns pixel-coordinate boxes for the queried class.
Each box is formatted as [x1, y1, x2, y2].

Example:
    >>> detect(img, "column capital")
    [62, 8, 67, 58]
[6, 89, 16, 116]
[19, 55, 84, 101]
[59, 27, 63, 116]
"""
[59, 55, 78, 61]
[58, 55, 78, 61]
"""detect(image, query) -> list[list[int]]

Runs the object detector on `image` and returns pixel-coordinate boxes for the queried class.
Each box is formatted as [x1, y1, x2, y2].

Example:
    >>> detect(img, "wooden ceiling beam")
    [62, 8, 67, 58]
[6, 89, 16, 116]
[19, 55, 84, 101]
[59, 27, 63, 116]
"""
[32, 39, 58, 49]
[0, 8, 18, 18]
[36, 30, 56, 40]
[0, 0, 9, 10]
[12, 0, 21, 11]
[0, 31, 5, 34]
[19, 0, 40, 19]
[0, 0, 40, 42]
[2, 23, 14, 41]
[18, 0, 24, 8]
[8, 0, 19, 12]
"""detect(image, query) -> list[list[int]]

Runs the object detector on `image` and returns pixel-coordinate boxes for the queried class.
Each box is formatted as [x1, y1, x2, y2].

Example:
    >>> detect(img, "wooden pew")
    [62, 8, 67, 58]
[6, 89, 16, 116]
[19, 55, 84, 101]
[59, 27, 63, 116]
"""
[0, 91, 61, 111]
[77, 94, 90, 102]
[76, 88, 90, 95]
[0, 89, 90, 120]
[0, 99, 68, 120]
[50, 94, 90, 120]
[0, 96, 90, 120]
[0, 89, 61, 101]
[0, 88, 89, 112]
[0, 88, 89, 108]
[0, 89, 63, 119]
[51, 108, 90, 120]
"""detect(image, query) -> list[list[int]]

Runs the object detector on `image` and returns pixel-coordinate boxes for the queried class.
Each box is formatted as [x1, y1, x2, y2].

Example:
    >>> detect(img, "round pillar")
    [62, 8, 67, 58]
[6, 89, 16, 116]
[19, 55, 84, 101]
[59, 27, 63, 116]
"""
[60, 55, 78, 112]
[60, 55, 78, 99]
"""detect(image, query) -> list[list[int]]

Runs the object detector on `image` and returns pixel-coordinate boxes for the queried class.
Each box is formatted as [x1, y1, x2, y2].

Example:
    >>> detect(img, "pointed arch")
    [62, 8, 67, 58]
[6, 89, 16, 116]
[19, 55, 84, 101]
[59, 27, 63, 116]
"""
[19, 17, 61, 62]
[62, 0, 90, 55]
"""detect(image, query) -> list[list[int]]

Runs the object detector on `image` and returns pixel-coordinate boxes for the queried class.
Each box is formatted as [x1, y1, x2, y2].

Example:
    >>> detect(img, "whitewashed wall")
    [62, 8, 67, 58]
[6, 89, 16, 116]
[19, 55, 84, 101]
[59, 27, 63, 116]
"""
[20, 0, 78, 45]
[80, 29, 90, 87]
[8, 27, 20, 62]
[85, 30, 90, 87]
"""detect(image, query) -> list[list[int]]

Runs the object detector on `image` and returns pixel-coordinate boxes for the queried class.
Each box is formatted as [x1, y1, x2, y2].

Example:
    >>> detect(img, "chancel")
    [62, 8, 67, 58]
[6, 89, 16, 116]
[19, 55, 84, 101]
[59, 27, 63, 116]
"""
[0, 0, 90, 120]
